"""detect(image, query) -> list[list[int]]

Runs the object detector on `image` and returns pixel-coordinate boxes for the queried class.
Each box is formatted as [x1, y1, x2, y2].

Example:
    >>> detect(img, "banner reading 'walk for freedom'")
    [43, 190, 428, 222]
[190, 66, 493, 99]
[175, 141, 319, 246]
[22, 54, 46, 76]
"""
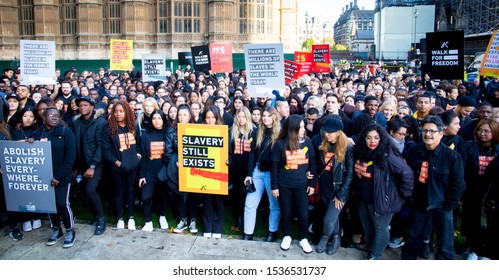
[244, 43, 284, 98]
[177, 124, 229, 195]
[425, 31, 464, 80]
[20, 40, 56, 85]
[0, 141, 56, 213]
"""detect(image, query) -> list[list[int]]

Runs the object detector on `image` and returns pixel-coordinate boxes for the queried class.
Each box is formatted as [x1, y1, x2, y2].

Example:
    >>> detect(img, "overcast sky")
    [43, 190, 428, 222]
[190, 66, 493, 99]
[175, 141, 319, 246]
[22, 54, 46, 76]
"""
[298, 0, 376, 23]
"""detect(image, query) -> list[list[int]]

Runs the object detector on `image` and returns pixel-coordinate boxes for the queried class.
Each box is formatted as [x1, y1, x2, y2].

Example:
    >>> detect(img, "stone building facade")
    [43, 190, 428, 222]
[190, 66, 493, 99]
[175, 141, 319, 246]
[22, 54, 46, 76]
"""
[0, 0, 299, 60]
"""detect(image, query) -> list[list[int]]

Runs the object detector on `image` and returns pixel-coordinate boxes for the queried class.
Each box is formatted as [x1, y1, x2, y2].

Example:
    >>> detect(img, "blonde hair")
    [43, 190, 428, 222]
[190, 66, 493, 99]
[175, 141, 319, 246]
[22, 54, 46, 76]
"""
[256, 106, 280, 148]
[231, 107, 253, 141]
[142, 97, 159, 112]
[379, 100, 398, 116]
[319, 129, 349, 163]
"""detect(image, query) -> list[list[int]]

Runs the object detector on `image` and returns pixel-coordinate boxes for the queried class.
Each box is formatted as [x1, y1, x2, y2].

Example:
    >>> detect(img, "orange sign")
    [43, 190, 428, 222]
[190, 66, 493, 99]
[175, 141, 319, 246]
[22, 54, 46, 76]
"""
[209, 43, 233, 73]
[312, 44, 331, 73]
[110, 39, 133, 71]
[294, 51, 313, 75]
[418, 161, 429, 184]
[479, 30, 499, 78]
[177, 123, 229, 195]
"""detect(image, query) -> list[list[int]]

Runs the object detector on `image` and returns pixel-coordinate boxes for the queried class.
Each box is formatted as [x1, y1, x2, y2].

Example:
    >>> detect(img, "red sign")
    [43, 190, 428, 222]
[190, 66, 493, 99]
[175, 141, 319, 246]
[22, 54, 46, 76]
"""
[294, 51, 313, 76]
[284, 60, 303, 84]
[312, 44, 330, 73]
[209, 43, 233, 73]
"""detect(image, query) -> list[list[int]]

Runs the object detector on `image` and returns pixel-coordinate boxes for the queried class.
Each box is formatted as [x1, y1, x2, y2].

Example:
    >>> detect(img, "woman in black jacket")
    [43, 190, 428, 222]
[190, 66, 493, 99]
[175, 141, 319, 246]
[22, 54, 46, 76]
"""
[462, 119, 499, 260]
[243, 107, 281, 241]
[33, 107, 77, 248]
[137, 110, 169, 232]
[102, 100, 140, 230]
[312, 117, 354, 255]
[354, 124, 414, 259]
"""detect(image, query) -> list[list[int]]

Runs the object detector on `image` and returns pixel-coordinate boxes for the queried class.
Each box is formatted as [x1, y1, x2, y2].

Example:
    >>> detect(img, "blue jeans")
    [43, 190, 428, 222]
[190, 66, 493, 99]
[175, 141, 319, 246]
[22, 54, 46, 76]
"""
[322, 197, 342, 237]
[243, 166, 280, 234]
[401, 208, 455, 260]
[359, 200, 393, 259]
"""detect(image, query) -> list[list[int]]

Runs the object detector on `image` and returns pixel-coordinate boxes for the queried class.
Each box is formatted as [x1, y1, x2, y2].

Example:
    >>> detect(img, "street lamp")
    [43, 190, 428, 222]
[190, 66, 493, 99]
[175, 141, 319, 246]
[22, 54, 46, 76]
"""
[413, 8, 418, 54]
[323, 23, 327, 43]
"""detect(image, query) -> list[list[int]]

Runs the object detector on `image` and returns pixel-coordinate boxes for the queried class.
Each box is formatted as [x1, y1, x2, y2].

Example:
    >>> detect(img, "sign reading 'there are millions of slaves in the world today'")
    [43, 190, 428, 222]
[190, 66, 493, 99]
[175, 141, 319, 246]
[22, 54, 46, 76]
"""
[20, 40, 56, 86]
[244, 43, 284, 98]
[0, 141, 56, 213]
[177, 123, 229, 195]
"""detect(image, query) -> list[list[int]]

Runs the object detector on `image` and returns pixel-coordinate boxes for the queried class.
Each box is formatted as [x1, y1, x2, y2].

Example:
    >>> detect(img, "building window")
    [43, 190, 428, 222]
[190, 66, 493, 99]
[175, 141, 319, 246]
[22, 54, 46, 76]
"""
[158, 0, 171, 33]
[239, 20, 247, 33]
[59, 0, 77, 35]
[173, 0, 201, 34]
[175, 18, 182, 33]
[18, 0, 35, 36]
[103, 0, 121, 34]
[193, 19, 200, 33]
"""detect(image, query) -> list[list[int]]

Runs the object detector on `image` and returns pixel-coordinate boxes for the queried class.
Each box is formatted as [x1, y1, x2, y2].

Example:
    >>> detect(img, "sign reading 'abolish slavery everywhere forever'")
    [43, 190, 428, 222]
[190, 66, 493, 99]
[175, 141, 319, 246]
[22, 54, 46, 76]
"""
[0, 141, 56, 213]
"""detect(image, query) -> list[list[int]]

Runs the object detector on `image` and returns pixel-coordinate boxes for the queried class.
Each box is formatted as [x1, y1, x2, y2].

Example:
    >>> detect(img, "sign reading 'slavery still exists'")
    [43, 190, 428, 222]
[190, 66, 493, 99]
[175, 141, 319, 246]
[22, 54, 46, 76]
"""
[177, 123, 229, 195]
[141, 54, 166, 83]
[244, 43, 284, 98]
[0, 141, 56, 213]
[425, 31, 464, 80]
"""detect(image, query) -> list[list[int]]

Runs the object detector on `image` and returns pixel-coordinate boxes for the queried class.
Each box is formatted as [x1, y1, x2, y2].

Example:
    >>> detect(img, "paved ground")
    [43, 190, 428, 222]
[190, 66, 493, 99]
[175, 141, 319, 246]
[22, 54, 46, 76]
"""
[0, 219, 403, 260]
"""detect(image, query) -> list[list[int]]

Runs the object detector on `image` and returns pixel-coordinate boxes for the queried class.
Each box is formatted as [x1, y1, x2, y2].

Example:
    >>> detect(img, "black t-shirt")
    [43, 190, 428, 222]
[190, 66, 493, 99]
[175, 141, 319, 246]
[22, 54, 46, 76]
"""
[355, 160, 374, 204]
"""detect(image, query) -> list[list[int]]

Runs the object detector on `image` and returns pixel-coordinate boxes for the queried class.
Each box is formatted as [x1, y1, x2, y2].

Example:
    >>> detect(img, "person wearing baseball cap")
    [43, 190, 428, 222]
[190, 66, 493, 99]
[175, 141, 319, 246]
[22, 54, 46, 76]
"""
[6, 93, 22, 128]
[73, 94, 107, 235]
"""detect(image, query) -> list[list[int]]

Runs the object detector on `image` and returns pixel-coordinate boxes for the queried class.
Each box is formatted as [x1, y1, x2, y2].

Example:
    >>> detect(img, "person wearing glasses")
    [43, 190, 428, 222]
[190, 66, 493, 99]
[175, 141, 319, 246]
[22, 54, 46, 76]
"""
[33, 107, 77, 248]
[461, 119, 499, 260]
[402, 116, 466, 260]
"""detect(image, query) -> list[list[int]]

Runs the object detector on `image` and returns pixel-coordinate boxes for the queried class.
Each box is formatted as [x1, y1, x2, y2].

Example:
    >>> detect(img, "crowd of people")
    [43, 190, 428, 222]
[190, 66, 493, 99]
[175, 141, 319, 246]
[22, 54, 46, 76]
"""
[0, 63, 498, 260]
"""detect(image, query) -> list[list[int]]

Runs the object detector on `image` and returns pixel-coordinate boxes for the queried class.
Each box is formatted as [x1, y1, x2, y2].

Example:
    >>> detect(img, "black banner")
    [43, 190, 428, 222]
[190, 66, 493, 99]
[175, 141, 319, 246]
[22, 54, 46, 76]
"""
[178, 52, 193, 66]
[191, 45, 211, 71]
[425, 31, 464, 80]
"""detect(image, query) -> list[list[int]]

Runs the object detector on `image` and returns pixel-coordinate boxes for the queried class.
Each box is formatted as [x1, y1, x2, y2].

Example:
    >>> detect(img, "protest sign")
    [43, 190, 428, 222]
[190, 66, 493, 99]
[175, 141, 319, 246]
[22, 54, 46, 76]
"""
[0, 141, 56, 213]
[425, 31, 464, 80]
[20, 40, 56, 85]
[209, 43, 233, 73]
[177, 123, 229, 195]
[244, 43, 285, 98]
[141, 54, 166, 82]
[294, 51, 313, 76]
[284, 60, 302, 84]
[191, 45, 211, 71]
[178, 52, 193, 66]
[312, 44, 331, 73]
[479, 30, 499, 78]
[110, 39, 133, 71]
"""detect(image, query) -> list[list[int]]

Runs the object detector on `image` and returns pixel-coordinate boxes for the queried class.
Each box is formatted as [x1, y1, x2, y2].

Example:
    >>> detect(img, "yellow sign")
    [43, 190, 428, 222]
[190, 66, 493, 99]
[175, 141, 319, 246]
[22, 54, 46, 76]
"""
[479, 30, 499, 77]
[177, 123, 229, 195]
[110, 39, 133, 71]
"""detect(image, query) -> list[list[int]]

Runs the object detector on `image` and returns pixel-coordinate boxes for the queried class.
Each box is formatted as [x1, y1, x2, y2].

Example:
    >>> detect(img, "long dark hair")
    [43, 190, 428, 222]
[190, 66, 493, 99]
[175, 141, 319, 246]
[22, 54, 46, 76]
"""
[278, 114, 304, 151]
[108, 100, 136, 135]
[202, 105, 223, 125]
[148, 109, 167, 132]
[354, 123, 398, 164]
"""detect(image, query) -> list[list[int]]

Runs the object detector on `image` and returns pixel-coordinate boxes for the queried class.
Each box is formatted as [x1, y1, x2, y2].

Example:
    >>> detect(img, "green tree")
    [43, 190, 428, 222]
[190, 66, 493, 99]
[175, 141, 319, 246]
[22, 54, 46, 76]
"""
[321, 36, 335, 46]
[301, 38, 316, 50]
[332, 44, 347, 51]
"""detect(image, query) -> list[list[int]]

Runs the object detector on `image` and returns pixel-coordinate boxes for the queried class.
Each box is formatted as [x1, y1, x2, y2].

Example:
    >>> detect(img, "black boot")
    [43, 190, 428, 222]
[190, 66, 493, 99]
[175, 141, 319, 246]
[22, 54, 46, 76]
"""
[242, 233, 253, 240]
[265, 231, 277, 242]
[315, 235, 329, 253]
[326, 235, 341, 255]
[95, 216, 106, 235]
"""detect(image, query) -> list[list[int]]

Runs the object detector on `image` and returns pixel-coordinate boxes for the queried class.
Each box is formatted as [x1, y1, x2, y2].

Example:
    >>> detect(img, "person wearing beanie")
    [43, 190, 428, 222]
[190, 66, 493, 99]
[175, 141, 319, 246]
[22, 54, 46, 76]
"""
[452, 96, 476, 128]
[311, 116, 354, 255]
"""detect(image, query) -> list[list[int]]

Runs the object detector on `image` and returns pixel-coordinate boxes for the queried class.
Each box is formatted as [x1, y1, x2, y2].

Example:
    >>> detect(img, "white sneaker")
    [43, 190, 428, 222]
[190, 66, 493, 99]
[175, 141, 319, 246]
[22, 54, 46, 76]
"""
[142, 222, 153, 232]
[23, 221, 32, 232]
[127, 219, 136, 230]
[32, 219, 42, 230]
[467, 252, 478, 260]
[117, 219, 125, 229]
[159, 216, 168, 230]
[280, 236, 292, 251]
[203, 232, 212, 238]
[212, 233, 221, 239]
[299, 238, 313, 254]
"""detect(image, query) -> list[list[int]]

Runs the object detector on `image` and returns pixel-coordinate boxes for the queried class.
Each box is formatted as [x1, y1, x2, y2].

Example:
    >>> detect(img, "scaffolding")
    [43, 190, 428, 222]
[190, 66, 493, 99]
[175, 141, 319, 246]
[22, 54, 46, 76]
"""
[439, 0, 499, 36]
